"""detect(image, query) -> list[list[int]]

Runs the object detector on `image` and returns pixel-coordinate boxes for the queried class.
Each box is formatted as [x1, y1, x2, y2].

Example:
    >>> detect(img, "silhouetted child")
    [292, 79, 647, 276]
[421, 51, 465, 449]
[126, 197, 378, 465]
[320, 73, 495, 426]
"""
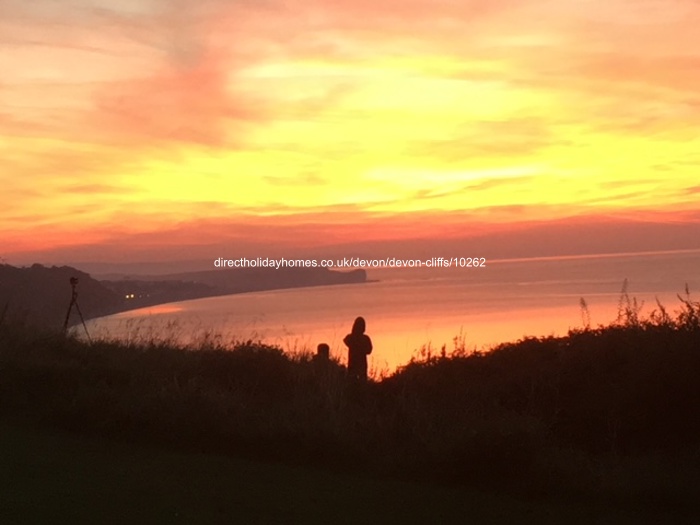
[312, 342, 345, 384]
[316, 343, 330, 361]
[343, 316, 373, 381]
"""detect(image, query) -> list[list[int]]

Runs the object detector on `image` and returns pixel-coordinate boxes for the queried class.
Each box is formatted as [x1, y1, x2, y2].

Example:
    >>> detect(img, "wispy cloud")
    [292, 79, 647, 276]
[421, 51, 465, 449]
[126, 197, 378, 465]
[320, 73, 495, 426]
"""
[3, 0, 700, 259]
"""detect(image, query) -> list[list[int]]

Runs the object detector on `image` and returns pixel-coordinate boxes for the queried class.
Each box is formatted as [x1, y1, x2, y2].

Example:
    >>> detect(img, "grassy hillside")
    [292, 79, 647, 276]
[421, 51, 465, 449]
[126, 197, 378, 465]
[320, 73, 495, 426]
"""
[1, 292, 699, 520]
[2, 422, 629, 525]
[0, 264, 122, 328]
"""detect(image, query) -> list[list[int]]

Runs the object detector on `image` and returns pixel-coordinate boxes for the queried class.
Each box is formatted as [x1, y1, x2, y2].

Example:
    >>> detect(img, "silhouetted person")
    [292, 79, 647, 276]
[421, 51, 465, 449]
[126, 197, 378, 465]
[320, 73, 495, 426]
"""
[343, 316, 372, 381]
[316, 343, 330, 361]
[311, 342, 345, 385]
[312, 342, 330, 370]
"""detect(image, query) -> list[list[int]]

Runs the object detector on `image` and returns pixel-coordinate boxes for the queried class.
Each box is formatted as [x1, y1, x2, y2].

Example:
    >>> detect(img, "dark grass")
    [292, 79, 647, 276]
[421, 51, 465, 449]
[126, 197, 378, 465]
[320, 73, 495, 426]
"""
[1, 293, 700, 520]
[2, 421, 643, 525]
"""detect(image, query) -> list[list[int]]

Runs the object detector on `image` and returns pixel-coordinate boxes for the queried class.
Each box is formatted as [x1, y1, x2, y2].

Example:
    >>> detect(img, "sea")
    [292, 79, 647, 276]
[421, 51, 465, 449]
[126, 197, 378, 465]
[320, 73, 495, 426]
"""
[85, 249, 700, 373]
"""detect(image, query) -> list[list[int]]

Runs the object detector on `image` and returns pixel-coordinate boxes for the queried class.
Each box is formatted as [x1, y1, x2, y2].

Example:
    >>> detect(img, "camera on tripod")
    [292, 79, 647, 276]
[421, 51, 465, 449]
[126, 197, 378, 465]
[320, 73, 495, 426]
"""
[64, 276, 90, 343]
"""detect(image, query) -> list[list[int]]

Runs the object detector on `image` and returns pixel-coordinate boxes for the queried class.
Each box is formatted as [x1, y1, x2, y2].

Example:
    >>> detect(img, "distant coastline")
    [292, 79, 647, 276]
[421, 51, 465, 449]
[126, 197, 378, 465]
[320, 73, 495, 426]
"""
[0, 263, 367, 330]
[100, 267, 368, 313]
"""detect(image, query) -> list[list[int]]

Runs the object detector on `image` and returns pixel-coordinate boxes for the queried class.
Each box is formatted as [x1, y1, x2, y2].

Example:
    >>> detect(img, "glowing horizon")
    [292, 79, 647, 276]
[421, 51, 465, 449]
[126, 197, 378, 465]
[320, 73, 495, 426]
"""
[2, 0, 700, 261]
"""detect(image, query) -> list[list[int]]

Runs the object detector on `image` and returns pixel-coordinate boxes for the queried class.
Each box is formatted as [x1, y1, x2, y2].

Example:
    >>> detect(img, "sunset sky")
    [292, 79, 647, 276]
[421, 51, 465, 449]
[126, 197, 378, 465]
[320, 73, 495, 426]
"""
[2, 0, 700, 266]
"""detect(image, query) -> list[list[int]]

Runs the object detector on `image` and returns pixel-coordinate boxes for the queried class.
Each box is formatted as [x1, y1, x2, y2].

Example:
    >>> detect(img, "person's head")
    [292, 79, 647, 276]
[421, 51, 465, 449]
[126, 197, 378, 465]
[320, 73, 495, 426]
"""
[351, 316, 366, 335]
[316, 343, 330, 359]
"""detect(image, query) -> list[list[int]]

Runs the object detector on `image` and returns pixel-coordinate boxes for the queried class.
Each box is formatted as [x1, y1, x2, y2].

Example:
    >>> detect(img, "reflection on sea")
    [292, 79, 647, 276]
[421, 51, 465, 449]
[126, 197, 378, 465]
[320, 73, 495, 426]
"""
[86, 250, 700, 373]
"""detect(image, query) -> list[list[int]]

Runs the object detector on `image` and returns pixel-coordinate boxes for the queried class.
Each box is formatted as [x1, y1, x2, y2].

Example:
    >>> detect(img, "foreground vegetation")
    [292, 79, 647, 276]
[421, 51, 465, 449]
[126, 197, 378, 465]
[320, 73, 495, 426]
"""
[1, 292, 700, 520]
[3, 422, 635, 524]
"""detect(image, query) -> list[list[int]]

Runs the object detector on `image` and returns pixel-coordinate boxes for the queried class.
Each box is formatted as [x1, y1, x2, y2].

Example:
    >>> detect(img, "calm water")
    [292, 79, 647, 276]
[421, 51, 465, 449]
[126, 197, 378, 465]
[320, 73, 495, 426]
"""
[86, 250, 700, 372]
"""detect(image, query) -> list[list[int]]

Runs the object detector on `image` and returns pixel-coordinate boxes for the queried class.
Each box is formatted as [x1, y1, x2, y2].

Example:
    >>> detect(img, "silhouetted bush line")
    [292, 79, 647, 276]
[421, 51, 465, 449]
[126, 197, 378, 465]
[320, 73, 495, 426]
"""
[1, 297, 699, 506]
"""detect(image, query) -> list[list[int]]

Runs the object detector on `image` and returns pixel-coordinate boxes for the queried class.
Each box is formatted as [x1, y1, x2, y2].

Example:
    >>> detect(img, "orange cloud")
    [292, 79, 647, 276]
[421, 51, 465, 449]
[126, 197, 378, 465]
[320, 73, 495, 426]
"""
[2, 0, 700, 264]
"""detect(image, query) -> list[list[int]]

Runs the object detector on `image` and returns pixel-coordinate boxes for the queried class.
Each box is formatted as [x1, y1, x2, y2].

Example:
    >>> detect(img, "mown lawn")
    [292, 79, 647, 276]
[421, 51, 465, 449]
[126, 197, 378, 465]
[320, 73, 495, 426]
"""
[0, 421, 666, 525]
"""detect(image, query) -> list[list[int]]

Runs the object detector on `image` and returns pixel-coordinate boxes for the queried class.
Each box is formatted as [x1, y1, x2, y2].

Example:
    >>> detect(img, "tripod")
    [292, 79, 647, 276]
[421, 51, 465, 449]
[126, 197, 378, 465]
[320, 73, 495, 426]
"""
[63, 277, 91, 343]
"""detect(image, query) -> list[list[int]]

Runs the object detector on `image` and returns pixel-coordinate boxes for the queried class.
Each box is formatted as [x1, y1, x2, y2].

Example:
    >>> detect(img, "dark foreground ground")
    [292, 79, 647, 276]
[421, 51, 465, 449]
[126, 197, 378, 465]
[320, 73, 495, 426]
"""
[0, 422, 684, 525]
[1, 292, 700, 523]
